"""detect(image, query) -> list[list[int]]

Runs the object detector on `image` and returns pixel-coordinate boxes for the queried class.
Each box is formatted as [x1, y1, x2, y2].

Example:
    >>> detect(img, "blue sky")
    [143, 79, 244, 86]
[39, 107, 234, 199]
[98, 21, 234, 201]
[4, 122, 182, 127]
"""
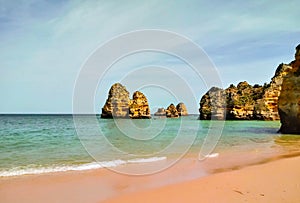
[0, 0, 299, 113]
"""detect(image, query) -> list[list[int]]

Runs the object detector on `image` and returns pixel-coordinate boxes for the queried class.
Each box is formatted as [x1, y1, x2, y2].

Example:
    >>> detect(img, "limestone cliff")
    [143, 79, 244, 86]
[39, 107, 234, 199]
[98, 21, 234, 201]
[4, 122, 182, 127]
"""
[226, 82, 264, 120]
[199, 64, 291, 120]
[166, 104, 179, 118]
[129, 91, 151, 119]
[255, 64, 291, 120]
[101, 83, 130, 118]
[176, 102, 188, 116]
[278, 44, 300, 134]
[154, 108, 166, 116]
[101, 83, 150, 119]
[199, 87, 226, 120]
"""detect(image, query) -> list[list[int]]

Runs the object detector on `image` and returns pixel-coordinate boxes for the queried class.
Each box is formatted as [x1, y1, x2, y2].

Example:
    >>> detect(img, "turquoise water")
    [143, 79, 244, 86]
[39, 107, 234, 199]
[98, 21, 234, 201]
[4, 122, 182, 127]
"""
[0, 115, 298, 177]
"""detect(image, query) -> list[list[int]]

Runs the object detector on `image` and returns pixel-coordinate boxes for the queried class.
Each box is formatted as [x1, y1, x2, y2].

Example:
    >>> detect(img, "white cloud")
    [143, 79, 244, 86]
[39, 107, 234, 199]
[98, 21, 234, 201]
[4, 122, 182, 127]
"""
[0, 0, 300, 113]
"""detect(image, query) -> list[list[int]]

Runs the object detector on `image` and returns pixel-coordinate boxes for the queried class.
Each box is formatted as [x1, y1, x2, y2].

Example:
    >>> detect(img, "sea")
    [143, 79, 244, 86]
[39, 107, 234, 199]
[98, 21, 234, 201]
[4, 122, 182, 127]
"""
[1, 114, 300, 177]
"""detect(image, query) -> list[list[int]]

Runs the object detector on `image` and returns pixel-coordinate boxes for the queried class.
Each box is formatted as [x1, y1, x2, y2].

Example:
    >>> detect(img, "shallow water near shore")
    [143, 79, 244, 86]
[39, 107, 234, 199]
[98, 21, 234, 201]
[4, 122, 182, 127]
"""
[0, 115, 299, 177]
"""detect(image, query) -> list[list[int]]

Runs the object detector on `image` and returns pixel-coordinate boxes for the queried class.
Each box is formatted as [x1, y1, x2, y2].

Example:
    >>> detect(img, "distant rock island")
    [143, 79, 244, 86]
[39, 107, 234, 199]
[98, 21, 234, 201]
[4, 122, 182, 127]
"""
[278, 44, 300, 134]
[166, 104, 179, 118]
[176, 102, 188, 116]
[101, 83, 189, 119]
[154, 102, 188, 118]
[129, 91, 151, 119]
[154, 108, 166, 116]
[101, 83, 151, 119]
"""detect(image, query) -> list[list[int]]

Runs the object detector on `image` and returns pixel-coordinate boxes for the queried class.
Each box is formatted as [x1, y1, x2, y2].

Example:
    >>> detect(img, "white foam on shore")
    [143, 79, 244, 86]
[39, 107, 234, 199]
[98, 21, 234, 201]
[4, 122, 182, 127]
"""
[127, 156, 167, 163]
[0, 156, 167, 177]
[205, 153, 219, 158]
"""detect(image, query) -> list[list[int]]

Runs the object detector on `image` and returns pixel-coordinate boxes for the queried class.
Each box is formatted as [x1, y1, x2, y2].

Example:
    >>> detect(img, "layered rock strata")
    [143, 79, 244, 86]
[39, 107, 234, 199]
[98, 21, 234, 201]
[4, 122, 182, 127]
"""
[101, 83, 130, 118]
[129, 91, 151, 119]
[101, 83, 150, 119]
[176, 102, 188, 116]
[199, 87, 226, 120]
[166, 104, 179, 118]
[199, 64, 291, 120]
[278, 44, 300, 134]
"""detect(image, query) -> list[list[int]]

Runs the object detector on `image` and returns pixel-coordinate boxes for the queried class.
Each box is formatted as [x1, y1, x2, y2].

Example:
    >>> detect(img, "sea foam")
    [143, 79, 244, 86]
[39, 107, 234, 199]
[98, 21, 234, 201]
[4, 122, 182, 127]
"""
[204, 153, 219, 158]
[0, 156, 167, 177]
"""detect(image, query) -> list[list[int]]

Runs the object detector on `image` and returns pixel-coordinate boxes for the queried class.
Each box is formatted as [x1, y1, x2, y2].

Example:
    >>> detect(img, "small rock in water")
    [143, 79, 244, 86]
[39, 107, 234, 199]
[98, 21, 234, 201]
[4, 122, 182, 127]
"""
[166, 103, 179, 118]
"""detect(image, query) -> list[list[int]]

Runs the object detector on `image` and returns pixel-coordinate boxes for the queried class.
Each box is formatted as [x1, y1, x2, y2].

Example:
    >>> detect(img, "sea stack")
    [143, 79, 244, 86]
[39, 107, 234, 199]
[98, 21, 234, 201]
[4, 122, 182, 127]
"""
[278, 44, 300, 134]
[166, 103, 179, 118]
[154, 108, 166, 116]
[129, 91, 151, 119]
[101, 83, 130, 118]
[176, 102, 188, 116]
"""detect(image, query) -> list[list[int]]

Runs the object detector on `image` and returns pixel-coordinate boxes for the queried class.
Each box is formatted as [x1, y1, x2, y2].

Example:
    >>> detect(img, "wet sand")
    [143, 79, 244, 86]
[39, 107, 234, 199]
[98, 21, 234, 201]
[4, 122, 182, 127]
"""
[105, 156, 300, 203]
[1, 155, 300, 203]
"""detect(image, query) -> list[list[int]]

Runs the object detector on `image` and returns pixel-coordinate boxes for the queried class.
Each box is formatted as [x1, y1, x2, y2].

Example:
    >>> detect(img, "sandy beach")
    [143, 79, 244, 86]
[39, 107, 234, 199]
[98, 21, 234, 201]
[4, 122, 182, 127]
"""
[105, 156, 300, 203]
[2, 1, 300, 203]
[1, 155, 300, 203]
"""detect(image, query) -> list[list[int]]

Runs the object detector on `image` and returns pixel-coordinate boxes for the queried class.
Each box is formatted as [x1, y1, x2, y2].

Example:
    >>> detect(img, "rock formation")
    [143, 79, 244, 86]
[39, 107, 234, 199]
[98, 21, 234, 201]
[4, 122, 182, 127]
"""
[129, 91, 151, 119]
[101, 83, 150, 119]
[154, 108, 166, 116]
[101, 83, 130, 118]
[199, 87, 226, 120]
[255, 64, 291, 120]
[278, 44, 300, 134]
[199, 64, 291, 120]
[166, 104, 179, 118]
[176, 102, 188, 116]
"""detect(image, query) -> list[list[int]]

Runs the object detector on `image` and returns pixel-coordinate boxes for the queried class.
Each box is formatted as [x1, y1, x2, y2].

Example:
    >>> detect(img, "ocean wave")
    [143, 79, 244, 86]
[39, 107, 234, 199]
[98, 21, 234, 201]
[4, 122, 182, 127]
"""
[0, 156, 167, 177]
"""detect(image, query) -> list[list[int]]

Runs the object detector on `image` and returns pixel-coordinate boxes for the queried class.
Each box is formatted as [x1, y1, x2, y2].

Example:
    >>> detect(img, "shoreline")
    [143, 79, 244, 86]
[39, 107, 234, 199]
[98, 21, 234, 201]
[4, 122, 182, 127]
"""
[1, 151, 300, 202]
[1, 144, 297, 178]
[105, 155, 300, 203]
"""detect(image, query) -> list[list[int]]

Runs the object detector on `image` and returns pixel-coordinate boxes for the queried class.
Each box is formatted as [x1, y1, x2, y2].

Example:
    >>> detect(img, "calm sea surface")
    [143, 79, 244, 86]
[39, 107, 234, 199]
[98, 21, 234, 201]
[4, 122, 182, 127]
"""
[1, 115, 299, 177]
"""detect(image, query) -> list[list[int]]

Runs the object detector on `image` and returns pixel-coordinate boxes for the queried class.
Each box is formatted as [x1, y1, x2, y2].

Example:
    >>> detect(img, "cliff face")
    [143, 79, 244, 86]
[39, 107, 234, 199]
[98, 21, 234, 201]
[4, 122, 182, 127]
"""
[199, 87, 226, 120]
[101, 83, 130, 118]
[176, 102, 188, 116]
[226, 82, 264, 120]
[101, 83, 150, 119]
[199, 65, 291, 120]
[166, 104, 179, 118]
[278, 44, 300, 134]
[255, 64, 292, 120]
[129, 91, 151, 119]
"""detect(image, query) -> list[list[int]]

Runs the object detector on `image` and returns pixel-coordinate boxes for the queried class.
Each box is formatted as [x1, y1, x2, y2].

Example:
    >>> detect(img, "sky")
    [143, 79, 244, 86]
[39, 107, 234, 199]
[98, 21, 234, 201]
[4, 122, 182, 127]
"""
[0, 0, 299, 114]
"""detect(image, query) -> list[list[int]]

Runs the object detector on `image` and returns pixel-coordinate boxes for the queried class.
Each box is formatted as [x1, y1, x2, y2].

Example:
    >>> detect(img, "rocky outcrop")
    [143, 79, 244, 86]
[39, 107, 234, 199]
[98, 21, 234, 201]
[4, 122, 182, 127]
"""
[166, 104, 179, 118]
[199, 87, 226, 120]
[176, 102, 188, 116]
[129, 91, 151, 119]
[101, 83, 150, 119]
[154, 103, 187, 117]
[255, 64, 291, 120]
[154, 108, 166, 116]
[278, 44, 300, 134]
[225, 82, 264, 120]
[101, 83, 130, 118]
[199, 64, 291, 120]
